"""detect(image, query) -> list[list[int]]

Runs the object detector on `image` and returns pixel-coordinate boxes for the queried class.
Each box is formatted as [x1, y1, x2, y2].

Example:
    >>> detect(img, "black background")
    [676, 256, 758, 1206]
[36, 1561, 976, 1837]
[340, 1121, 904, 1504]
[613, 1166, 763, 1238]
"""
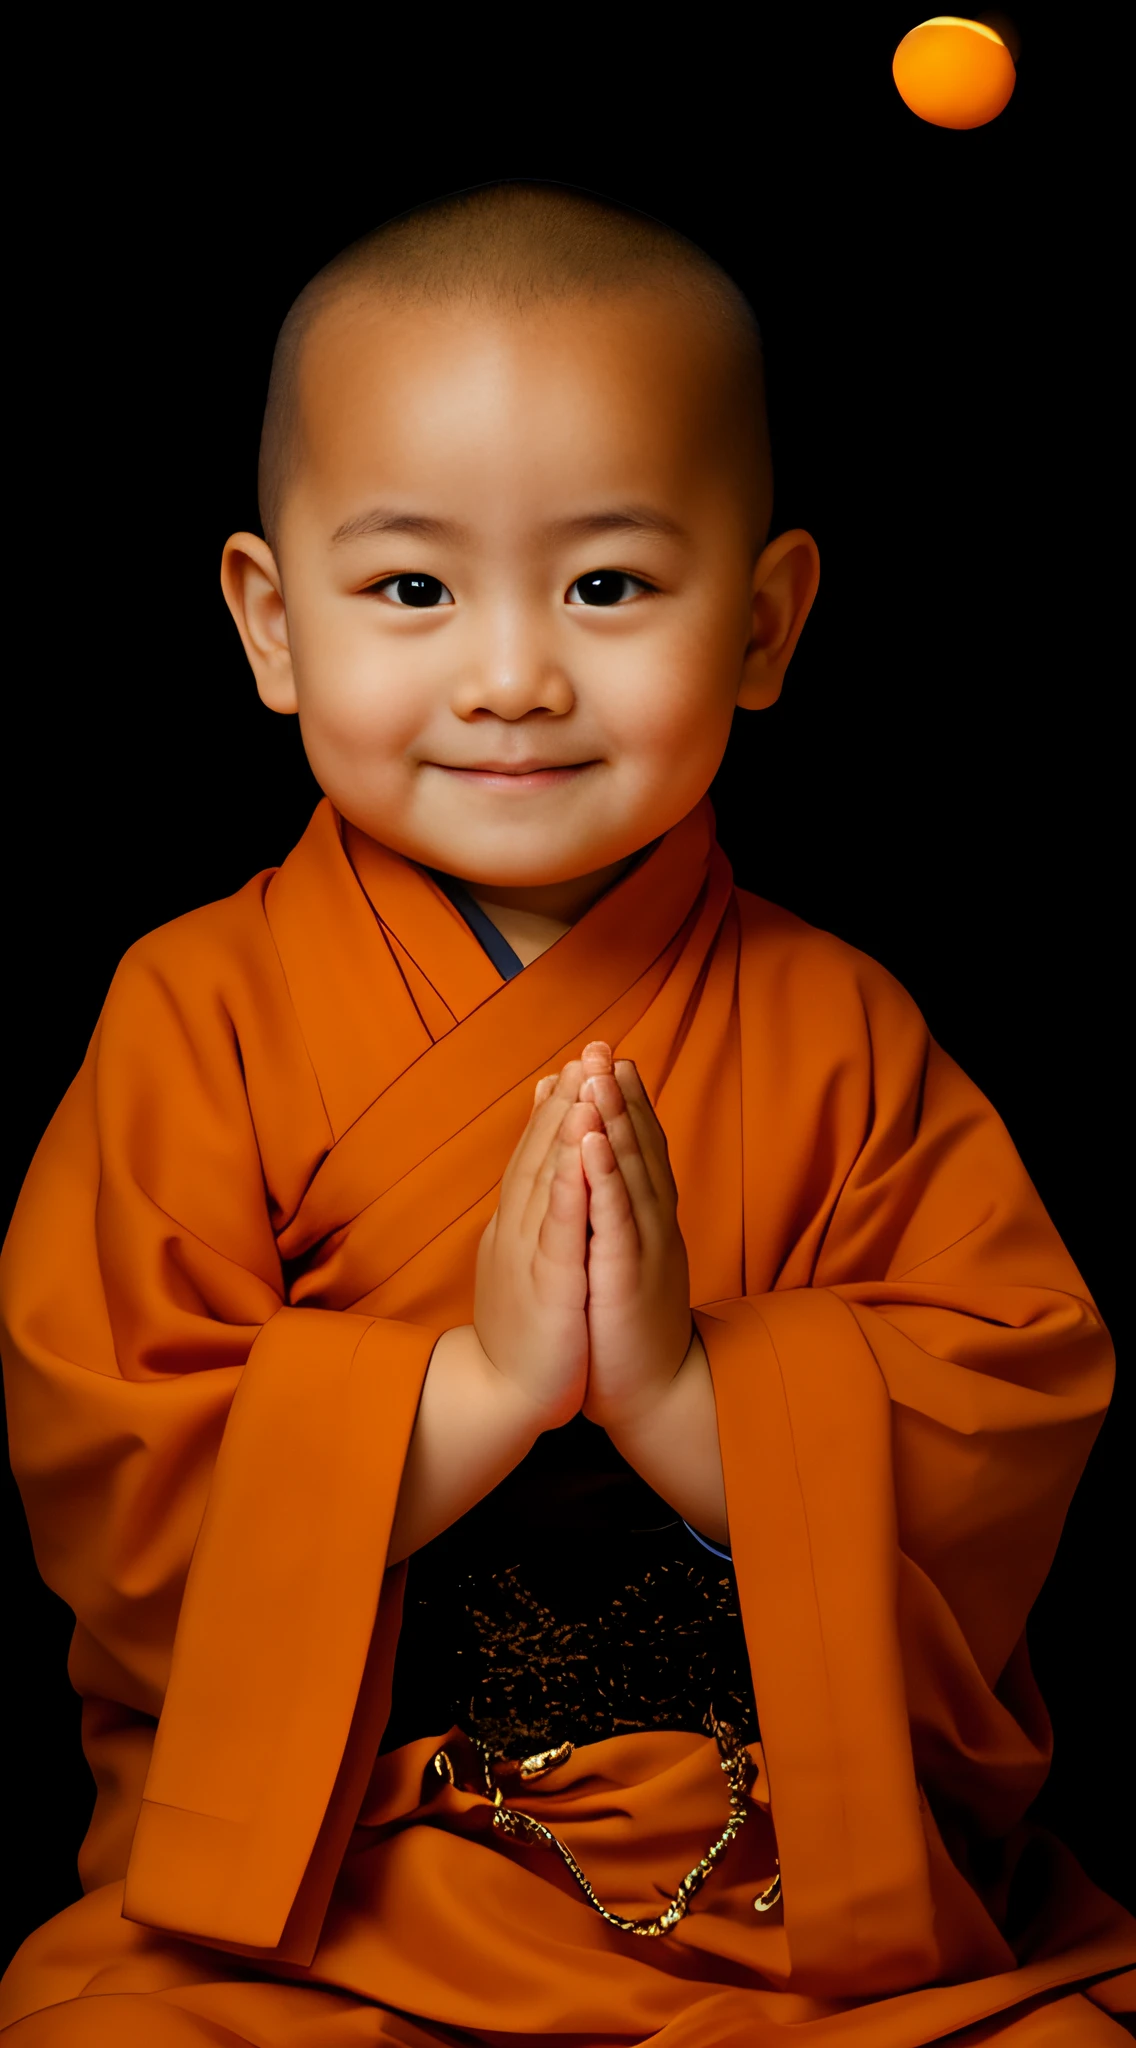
[3, 7, 1130, 1972]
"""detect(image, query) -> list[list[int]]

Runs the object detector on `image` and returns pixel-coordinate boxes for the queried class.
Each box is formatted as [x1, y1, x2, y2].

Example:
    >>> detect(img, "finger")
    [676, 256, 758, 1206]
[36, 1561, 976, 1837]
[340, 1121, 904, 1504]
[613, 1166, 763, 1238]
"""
[536, 1063, 584, 1118]
[499, 1064, 585, 1224]
[612, 1061, 677, 1198]
[535, 1114, 594, 1278]
[579, 1071, 657, 1211]
[579, 1041, 615, 1087]
[561, 1098, 606, 1143]
[581, 1128, 639, 1250]
[523, 1096, 603, 1235]
[515, 1061, 585, 1170]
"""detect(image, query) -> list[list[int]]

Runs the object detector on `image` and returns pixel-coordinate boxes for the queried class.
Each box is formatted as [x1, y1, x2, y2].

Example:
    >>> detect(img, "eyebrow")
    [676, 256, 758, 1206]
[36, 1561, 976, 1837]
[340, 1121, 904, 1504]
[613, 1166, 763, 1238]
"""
[329, 504, 686, 547]
[330, 509, 468, 545]
[548, 507, 686, 542]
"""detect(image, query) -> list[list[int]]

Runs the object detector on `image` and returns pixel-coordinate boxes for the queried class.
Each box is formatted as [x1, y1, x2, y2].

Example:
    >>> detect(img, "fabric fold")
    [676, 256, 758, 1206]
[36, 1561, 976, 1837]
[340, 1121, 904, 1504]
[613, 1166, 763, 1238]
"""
[2, 796, 1132, 2039]
[700, 1291, 938, 1995]
[126, 1307, 433, 1950]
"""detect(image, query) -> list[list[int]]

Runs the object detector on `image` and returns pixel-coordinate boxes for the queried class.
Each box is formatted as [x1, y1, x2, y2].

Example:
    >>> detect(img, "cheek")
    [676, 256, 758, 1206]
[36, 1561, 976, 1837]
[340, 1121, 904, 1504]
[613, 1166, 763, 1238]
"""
[288, 599, 425, 759]
[597, 614, 740, 778]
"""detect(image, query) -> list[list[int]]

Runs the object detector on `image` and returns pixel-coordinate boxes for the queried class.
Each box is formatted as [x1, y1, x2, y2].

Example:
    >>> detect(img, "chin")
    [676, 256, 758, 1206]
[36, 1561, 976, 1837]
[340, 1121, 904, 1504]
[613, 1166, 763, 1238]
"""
[444, 851, 606, 888]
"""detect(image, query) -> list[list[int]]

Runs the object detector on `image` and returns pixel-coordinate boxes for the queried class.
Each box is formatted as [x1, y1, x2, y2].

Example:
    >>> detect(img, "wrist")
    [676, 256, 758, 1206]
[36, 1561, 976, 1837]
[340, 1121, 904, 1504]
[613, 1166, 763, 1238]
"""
[598, 1332, 727, 1547]
[391, 1326, 551, 1565]
[448, 1323, 561, 1443]
[585, 1322, 698, 1437]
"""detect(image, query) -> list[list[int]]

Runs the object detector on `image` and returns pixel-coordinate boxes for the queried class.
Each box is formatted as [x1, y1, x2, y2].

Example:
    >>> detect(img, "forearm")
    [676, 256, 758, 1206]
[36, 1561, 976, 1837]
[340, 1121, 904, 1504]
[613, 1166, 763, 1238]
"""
[387, 1324, 547, 1565]
[600, 1331, 728, 1546]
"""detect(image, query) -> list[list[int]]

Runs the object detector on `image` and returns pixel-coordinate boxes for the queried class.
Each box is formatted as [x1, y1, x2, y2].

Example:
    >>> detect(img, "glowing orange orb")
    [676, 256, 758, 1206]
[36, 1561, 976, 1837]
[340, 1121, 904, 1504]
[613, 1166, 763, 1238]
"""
[893, 17, 1016, 130]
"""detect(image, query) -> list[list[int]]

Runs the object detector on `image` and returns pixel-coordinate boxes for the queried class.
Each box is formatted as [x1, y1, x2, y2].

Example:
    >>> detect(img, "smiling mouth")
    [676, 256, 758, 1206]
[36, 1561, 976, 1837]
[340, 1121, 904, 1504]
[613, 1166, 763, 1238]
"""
[431, 761, 596, 788]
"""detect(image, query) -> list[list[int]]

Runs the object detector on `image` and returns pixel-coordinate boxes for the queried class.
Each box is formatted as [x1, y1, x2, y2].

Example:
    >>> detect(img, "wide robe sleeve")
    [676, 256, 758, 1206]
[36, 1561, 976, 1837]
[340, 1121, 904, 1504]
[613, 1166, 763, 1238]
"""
[0, 895, 436, 1960]
[696, 893, 1115, 1998]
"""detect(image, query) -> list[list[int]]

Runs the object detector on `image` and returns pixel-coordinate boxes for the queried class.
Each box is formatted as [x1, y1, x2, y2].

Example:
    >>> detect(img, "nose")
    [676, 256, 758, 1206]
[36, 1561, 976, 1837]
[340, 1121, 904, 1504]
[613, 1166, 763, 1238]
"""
[449, 605, 575, 722]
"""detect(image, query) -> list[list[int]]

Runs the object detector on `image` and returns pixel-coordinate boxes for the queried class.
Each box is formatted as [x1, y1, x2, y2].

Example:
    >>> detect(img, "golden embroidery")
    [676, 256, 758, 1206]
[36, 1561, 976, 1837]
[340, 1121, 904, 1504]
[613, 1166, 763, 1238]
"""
[518, 1739, 573, 1780]
[431, 1716, 771, 1939]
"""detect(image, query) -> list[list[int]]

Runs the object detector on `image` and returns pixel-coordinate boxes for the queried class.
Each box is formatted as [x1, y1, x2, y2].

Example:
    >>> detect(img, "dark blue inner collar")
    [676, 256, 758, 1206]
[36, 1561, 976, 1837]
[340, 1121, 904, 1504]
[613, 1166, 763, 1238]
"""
[425, 869, 525, 982]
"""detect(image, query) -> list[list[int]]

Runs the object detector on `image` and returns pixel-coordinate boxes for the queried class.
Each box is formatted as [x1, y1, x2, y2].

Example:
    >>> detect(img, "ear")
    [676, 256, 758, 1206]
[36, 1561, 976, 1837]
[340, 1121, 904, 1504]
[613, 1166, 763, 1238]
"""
[737, 529, 821, 710]
[220, 533, 298, 714]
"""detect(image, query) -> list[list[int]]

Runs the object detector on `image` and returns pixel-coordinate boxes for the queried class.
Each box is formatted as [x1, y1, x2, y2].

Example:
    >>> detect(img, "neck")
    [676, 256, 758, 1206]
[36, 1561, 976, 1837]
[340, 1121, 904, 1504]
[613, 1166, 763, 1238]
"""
[463, 858, 635, 967]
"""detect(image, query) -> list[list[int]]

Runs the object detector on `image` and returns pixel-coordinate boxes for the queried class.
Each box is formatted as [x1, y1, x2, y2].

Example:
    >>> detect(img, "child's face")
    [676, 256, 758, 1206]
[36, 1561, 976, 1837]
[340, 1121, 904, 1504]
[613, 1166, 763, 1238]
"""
[225, 292, 817, 888]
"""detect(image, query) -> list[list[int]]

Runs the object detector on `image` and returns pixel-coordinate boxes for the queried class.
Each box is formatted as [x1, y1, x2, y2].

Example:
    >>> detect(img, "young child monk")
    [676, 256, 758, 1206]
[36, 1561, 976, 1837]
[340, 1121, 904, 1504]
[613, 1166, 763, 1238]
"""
[1, 183, 1132, 2046]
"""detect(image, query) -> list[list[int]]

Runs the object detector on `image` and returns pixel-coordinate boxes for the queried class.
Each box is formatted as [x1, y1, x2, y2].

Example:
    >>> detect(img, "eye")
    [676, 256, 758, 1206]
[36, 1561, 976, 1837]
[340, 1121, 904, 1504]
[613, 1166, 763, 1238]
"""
[566, 570, 648, 607]
[370, 573, 454, 608]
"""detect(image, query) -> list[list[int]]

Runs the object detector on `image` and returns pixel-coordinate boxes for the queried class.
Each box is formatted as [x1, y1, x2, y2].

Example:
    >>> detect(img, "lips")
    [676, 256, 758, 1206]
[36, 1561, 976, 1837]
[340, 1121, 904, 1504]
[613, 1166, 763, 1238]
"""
[430, 760, 593, 787]
[439, 761, 586, 776]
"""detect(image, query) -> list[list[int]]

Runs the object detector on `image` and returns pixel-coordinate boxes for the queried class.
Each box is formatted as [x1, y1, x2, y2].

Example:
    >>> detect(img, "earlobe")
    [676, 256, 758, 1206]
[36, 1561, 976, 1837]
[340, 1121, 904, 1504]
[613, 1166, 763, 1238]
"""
[220, 533, 299, 714]
[737, 529, 821, 711]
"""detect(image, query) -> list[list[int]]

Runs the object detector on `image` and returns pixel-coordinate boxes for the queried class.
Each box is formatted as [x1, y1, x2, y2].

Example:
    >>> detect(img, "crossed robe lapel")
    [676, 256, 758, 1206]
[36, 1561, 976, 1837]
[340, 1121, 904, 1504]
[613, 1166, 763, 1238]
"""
[343, 822, 504, 1026]
[264, 802, 504, 1145]
[271, 803, 731, 1315]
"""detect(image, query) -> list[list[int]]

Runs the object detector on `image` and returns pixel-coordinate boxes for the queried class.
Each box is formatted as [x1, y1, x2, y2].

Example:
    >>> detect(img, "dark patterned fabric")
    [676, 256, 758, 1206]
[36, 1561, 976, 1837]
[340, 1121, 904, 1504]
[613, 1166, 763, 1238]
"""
[383, 1415, 759, 1757]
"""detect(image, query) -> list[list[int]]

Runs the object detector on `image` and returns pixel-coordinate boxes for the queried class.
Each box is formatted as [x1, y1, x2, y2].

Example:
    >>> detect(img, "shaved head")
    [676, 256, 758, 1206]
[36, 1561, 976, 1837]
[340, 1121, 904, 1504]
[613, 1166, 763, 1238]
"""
[257, 182, 770, 547]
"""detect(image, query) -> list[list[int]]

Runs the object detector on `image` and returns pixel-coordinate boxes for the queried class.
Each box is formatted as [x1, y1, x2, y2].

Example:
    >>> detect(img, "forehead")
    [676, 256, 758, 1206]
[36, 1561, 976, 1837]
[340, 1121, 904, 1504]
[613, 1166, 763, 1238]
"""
[292, 289, 758, 520]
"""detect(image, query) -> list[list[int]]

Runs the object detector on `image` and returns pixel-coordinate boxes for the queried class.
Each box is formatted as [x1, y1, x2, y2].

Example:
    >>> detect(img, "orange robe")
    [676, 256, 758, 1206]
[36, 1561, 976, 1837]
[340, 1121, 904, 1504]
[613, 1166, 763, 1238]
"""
[1, 798, 1132, 2046]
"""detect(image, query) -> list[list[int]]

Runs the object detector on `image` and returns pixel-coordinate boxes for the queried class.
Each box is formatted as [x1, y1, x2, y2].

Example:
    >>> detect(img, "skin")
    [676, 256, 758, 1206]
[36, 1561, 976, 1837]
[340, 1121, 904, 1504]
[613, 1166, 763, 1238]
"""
[222, 287, 819, 1561]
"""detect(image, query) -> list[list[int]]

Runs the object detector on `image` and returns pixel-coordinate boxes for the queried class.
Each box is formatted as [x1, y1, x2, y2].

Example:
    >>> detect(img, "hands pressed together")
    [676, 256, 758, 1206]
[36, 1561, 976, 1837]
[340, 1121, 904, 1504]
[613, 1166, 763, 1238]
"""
[476, 1043, 695, 1435]
[392, 1045, 727, 1567]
